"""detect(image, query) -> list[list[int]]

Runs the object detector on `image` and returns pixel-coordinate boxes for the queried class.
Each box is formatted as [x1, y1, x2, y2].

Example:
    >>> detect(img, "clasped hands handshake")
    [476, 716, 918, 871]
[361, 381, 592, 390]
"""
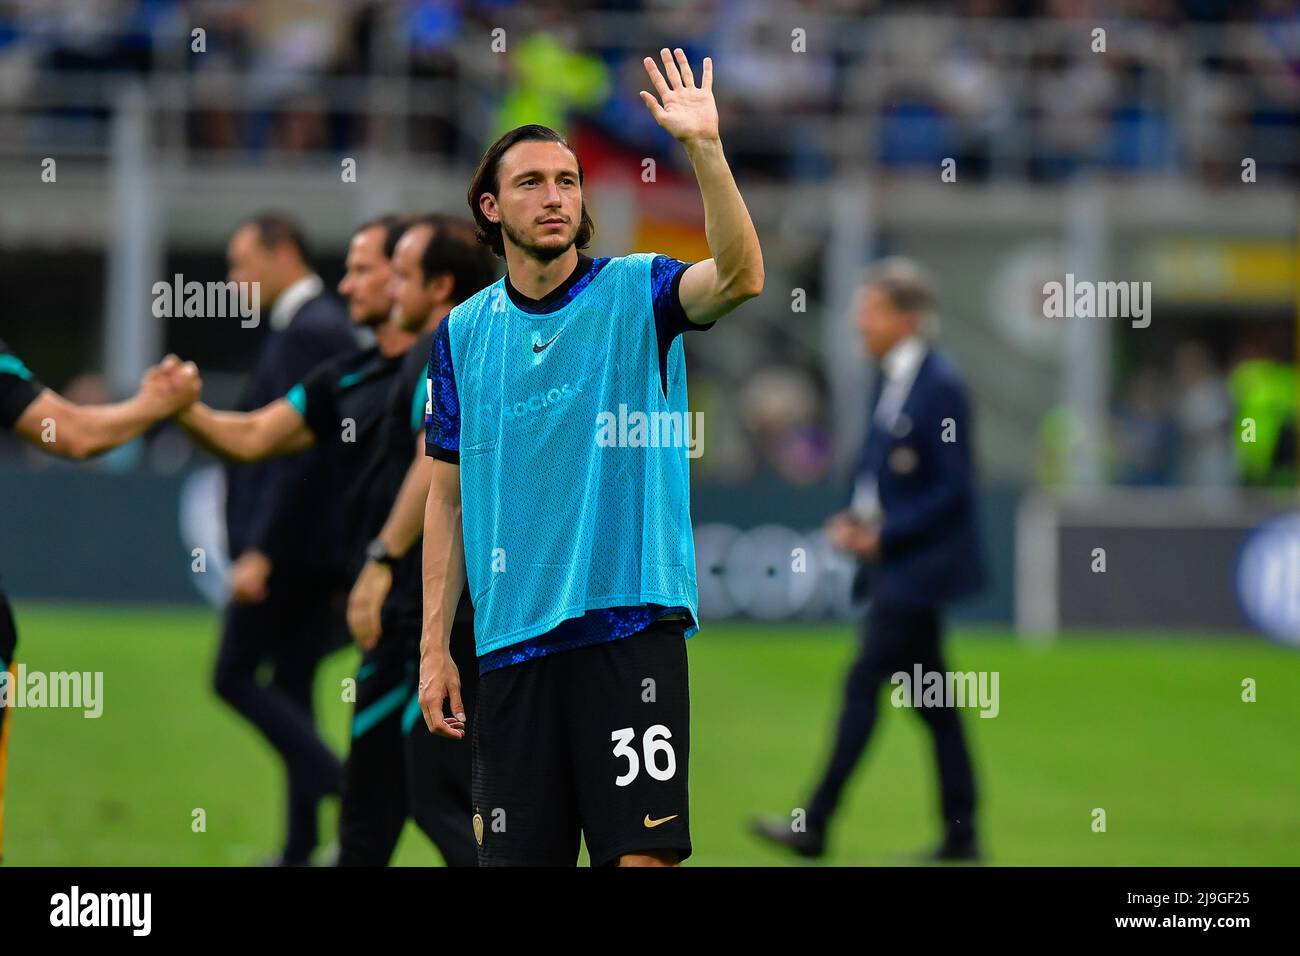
[138, 353, 203, 420]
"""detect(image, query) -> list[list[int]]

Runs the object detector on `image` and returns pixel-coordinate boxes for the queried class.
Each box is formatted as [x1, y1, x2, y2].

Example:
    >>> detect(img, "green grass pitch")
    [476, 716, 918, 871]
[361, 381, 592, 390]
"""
[5, 603, 1297, 866]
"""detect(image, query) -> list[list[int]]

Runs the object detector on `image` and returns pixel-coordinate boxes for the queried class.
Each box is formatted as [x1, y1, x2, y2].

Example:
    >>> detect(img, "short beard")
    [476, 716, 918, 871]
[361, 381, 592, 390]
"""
[394, 306, 433, 332]
[355, 307, 391, 329]
[501, 215, 576, 264]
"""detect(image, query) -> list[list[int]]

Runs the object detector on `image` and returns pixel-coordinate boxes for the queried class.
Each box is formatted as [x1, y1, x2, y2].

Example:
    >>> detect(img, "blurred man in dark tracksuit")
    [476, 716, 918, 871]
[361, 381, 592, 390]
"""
[753, 257, 985, 862]
[217, 212, 357, 866]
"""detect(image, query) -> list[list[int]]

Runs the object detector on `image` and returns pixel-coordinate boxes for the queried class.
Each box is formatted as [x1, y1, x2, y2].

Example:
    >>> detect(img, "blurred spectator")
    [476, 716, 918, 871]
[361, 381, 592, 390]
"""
[1229, 340, 1297, 487]
[738, 366, 832, 485]
[1171, 341, 1233, 485]
[1111, 369, 1178, 485]
[493, 29, 611, 141]
[0, 0, 1292, 180]
[711, 0, 836, 178]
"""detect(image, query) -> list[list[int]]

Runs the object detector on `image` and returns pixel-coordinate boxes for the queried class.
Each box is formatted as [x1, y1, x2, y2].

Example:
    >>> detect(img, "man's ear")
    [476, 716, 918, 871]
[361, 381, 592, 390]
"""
[479, 193, 500, 224]
[272, 242, 298, 273]
[425, 272, 455, 304]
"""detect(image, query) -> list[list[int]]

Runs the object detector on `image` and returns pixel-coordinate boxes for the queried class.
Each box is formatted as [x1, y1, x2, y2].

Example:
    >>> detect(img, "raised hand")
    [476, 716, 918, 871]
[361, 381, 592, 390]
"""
[640, 48, 719, 145]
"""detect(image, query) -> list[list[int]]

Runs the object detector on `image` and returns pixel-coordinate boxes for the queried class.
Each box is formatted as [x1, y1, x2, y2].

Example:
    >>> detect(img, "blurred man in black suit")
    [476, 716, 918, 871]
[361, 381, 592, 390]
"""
[753, 258, 985, 862]
[216, 212, 357, 866]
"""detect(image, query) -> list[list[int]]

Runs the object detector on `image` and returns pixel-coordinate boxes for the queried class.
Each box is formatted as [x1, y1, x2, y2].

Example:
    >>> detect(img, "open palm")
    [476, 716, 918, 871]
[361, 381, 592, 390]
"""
[640, 48, 719, 144]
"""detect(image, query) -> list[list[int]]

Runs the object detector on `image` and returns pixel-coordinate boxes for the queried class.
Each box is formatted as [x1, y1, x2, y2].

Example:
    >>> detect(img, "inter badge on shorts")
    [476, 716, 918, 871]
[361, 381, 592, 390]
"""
[472, 809, 484, 846]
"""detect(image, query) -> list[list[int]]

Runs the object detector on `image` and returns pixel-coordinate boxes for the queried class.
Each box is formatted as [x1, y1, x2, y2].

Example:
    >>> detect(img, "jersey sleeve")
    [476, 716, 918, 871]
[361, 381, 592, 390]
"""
[284, 357, 340, 440]
[401, 334, 436, 435]
[0, 342, 45, 430]
[425, 316, 460, 463]
[408, 374, 426, 435]
[650, 254, 713, 397]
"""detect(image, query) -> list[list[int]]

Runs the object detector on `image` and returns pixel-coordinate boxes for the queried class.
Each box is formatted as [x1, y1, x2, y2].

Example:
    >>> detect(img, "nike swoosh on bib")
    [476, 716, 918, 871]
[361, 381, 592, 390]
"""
[532, 332, 561, 354]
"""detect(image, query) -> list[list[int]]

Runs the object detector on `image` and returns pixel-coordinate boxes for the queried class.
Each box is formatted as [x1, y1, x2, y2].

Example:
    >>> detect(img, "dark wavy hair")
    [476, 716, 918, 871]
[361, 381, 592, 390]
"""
[466, 124, 594, 258]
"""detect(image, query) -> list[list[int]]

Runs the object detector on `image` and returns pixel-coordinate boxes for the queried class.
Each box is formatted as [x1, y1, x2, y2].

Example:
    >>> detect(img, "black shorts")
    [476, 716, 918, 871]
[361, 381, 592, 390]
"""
[471, 616, 691, 867]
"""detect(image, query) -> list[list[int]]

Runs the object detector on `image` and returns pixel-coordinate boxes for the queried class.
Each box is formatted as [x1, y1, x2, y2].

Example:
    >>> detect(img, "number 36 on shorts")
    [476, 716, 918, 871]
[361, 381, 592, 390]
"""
[610, 724, 677, 786]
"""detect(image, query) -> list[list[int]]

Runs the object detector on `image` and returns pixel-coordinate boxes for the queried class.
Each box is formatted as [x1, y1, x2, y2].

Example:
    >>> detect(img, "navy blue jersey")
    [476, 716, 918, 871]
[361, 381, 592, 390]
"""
[287, 345, 404, 569]
[367, 326, 472, 635]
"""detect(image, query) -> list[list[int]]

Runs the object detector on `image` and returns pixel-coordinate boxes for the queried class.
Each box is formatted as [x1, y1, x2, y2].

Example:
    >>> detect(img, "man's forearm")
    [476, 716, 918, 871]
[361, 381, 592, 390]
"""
[684, 137, 763, 295]
[421, 476, 466, 659]
[178, 401, 310, 463]
[379, 453, 433, 558]
[178, 404, 265, 462]
[78, 397, 162, 457]
[20, 392, 160, 460]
